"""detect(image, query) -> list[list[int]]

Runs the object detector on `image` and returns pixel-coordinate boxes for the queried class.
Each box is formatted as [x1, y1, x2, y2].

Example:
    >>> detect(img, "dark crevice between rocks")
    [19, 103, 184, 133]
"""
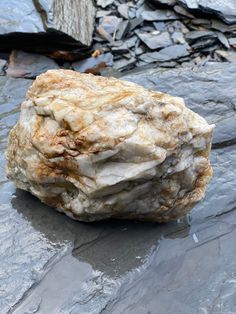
[212, 138, 236, 150]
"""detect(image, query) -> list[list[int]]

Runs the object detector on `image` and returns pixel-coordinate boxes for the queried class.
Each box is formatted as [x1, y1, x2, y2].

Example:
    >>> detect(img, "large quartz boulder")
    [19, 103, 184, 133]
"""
[6, 70, 214, 222]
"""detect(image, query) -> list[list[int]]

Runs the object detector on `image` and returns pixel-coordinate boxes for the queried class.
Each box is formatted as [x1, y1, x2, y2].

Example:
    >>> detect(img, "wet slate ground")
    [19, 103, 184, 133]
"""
[1, 61, 236, 313]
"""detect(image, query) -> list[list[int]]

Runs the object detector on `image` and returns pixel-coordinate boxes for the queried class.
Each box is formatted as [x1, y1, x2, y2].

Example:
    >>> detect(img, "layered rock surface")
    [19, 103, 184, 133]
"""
[7, 70, 213, 222]
[0, 0, 95, 51]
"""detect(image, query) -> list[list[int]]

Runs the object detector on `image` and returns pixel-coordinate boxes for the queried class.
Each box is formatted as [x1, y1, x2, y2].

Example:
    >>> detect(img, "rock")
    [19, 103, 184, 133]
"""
[216, 32, 230, 49]
[72, 53, 113, 74]
[113, 57, 137, 71]
[118, 3, 129, 19]
[192, 18, 211, 26]
[171, 20, 189, 33]
[136, 31, 172, 50]
[116, 20, 130, 40]
[178, 0, 236, 25]
[173, 5, 194, 18]
[0, 77, 32, 150]
[153, 22, 167, 31]
[121, 62, 236, 146]
[211, 19, 236, 33]
[0, 0, 96, 51]
[126, 36, 139, 48]
[96, 10, 112, 18]
[229, 37, 236, 47]
[171, 31, 186, 44]
[185, 31, 217, 44]
[138, 4, 179, 21]
[99, 15, 122, 34]
[6, 69, 213, 222]
[96, 26, 115, 43]
[135, 46, 146, 55]
[0, 59, 7, 75]
[6, 51, 59, 79]
[191, 38, 218, 51]
[111, 43, 129, 54]
[96, 0, 114, 8]
[139, 44, 190, 62]
[215, 50, 236, 62]
[129, 17, 144, 31]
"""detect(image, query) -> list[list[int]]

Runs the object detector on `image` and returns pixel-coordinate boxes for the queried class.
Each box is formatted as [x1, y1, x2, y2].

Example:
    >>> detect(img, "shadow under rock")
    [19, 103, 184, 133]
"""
[11, 189, 190, 278]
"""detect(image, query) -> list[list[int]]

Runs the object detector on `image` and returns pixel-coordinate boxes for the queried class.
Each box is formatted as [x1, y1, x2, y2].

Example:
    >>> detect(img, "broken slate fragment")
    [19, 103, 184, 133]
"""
[116, 20, 130, 41]
[6, 51, 59, 79]
[118, 3, 129, 19]
[139, 44, 190, 62]
[99, 15, 122, 34]
[185, 31, 217, 44]
[135, 46, 146, 55]
[72, 53, 113, 74]
[96, 10, 112, 18]
[113, 57, 137, 71]
[126, 36, 139, 48]
[215, 32, 230, 49]
[129, 17, 144, 31]
[178, 0, 236, 25]
[111, 43, 129, 54]
[228, 37, 236, 47]
[141, 8, 179, 21]
[97, 0, 114, 8]
[215, 50, 236, 62]
[153, 22, 166, 31]
[191, 38, 217, 51]
[171, 31, 186, 44]
[173, 5, 194, 18]
[136, 31, 172, 50]
[96, 26, 115, 43]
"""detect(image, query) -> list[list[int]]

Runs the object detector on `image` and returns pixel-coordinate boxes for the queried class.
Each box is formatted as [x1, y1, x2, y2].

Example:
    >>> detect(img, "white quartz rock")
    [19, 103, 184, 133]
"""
[6, 70, 214, 222]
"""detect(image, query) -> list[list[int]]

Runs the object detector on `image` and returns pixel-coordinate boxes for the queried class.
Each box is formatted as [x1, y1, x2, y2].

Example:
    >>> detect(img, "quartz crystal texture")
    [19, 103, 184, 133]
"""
[6, 70, 214, 222]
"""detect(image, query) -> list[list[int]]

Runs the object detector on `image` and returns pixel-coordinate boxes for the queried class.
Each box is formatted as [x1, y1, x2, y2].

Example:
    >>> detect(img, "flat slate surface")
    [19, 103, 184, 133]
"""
[1, 63, 236, 313]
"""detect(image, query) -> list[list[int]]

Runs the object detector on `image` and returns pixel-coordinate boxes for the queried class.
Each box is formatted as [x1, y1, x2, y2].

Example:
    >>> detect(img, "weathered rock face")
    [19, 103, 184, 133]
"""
[0, 0, 95, 51]
[6, 70, 214, 222]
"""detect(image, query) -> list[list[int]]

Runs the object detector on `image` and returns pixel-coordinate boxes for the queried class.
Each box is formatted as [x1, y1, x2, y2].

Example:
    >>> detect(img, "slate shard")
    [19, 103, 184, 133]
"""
[72, 53, 113, 74]
[0, 0, 95, 51]
[178, 0, 236, 25]
[7, 70, 214, 222]
[6, 51, 59, 79]
[136, 31, 173, 50]
[139, 44, 190, 62]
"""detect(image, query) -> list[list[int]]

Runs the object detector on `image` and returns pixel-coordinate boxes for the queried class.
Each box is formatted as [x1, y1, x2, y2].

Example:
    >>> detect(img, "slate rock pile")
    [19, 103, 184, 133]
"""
[0, 0, 236, 77]
[91, 0, 236, 72]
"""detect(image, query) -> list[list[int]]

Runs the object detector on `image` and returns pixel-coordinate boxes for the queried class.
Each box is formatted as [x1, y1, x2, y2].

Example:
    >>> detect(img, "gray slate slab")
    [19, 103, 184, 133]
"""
[0, 0, 95, 51]
[6, 51, 59, 79]
[178, 0, 236, 25]
[1, 62, 236, 313]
